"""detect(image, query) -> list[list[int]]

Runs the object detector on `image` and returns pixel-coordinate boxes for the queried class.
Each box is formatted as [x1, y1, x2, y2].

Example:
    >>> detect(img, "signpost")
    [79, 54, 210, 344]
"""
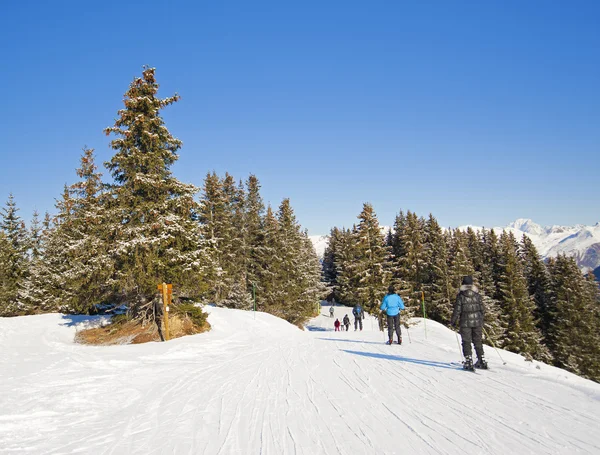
[157, 283, 172, 341]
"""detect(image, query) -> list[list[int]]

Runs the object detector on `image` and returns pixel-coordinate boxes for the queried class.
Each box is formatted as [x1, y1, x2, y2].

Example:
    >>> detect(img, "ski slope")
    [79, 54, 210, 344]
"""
[1, 305, 599, 454]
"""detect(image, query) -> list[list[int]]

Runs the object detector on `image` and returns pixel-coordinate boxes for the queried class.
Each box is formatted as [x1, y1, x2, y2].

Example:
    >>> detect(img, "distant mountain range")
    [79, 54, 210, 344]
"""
[309, 219, 600, 274]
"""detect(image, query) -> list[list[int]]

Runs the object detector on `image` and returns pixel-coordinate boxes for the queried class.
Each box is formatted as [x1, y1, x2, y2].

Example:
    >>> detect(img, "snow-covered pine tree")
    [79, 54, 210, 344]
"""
[0, 194, 29, 315]
[422, 214, 453, 324]
[244, 174, 265, 293]
[198, 172, 227, 303]
[221, 173, 249, 302]
[387, 211, 413, 314]
[350, 203, 389, 315]
[547, 255, 600, 381]
[497, 231, 550, 361]
[519, 234, 552, 340]
[447, 228, 474, 297]
[480, 228, 502, 301]
[271, 198, 321, 324]
[0, 231, 13, 315]
[322, 227, 342, 288]
[254, 205, 279, 313]
[395, 211, 427, 311]
[16, 212, 52, 314]
[334, 227, 360, 306]
[103, 67, 206, 316]
[297, 231, 327, 318]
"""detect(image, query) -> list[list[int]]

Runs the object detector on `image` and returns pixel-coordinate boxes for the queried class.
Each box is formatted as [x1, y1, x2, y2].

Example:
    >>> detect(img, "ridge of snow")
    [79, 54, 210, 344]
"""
[1, 306, 599, 453]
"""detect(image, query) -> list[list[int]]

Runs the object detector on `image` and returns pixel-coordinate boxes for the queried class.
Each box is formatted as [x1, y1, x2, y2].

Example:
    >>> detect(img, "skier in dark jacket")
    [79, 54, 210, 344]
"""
[343, 314, 350, 331]
[153, 295, 165, 342]
[451, 276, 487, 370]
[352, 304, 364, 331]
[380, 285, 405, 344]
[334, 318, 341, 331]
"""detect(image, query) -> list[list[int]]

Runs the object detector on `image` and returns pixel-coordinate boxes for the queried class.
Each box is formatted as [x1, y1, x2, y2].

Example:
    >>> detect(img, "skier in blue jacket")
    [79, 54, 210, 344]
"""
[380, 285, 405, 345]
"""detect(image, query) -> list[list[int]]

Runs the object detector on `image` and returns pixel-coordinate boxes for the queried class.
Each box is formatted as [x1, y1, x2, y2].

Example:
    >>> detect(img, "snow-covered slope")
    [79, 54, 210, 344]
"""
[1, 307, 599, 454]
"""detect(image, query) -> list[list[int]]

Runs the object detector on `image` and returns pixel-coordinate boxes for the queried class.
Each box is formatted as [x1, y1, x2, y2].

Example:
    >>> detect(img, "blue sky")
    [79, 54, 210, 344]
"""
[1, 1, 598, 235]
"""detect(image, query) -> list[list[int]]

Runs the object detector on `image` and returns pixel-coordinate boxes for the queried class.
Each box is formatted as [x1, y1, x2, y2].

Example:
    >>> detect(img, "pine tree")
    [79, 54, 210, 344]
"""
[519, 234, 552, 340]
[348, 203, 389, 315]
[273, 199, 316, 323]
[322, 227, 342, 287]
[51, 148, 115, 313]
[547, 255, 600, 381]
[0, 194, 29, 315]
[422, 214, 452, 324]
[395, 211, 426, 310]
[447, 229, 474, 297]
[244, 174, 265, 293]
[334, 227, 360, 306]
[254, 205, 279, 313]
[497, 232, 550, 361]
[103, 67, 206, 316]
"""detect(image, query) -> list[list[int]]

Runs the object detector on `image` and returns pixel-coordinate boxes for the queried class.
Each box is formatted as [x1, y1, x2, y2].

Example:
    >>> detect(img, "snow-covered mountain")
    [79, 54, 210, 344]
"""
[309, 235, 329, 259]
[1, 306, 599, 453]
[310, 219, 600, 271]
[460, 219, 600, 272]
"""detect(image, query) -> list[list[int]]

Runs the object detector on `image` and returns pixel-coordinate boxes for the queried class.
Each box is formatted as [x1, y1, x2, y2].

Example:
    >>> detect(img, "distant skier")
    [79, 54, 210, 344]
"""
[451, 276, 488, 370]
[152, 295, 165, 342]
[329, 306, 335, 318]
[334, 318, 341, 331]
[343, 314, 350, 331]
[352, 304, 364, 331]
[380, 285, 405, 344]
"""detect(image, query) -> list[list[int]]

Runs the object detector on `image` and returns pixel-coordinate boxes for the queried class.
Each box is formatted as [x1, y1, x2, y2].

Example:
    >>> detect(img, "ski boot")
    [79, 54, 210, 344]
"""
[387, 339, 394, 345]
[475, 357, 488, 369]
[398, 337, 402, 345]
[463, 355, 474, 371]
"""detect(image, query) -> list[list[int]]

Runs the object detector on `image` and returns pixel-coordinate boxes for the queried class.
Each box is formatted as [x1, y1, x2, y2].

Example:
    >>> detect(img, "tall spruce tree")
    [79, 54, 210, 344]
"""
[349, 203, 389, 315]
[497, 232, 550, 361]
[547, 255, 600, 381]
[254, 205, 279, 313]
[103, 67, 206, 315]
[244, 174, 265, 293]
[0, 194, 29, 315]
[334, 227, 360, 305]
[322, 227, 342, 288]
[519, 234, 552, 340]
[422, 214, 452, 324]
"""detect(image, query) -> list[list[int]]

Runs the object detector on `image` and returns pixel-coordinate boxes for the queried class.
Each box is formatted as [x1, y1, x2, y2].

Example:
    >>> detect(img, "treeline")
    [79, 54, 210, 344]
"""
[0, 67, 323, 326]
[323, 203, 600, 382]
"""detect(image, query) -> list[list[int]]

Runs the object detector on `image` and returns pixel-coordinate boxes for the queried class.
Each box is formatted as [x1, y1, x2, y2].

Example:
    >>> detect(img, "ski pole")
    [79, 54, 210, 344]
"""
[406, 325, 412, 344]
[455, 330, 464, 363]
[483, 327, 507, 365]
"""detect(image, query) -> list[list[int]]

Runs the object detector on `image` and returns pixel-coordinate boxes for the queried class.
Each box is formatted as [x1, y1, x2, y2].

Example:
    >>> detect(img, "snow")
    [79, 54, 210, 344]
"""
[1, 306, 600, 454]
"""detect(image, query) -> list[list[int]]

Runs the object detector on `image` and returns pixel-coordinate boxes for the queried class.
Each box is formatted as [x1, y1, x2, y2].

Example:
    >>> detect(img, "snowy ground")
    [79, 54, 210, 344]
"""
[1, 304, 600, 454]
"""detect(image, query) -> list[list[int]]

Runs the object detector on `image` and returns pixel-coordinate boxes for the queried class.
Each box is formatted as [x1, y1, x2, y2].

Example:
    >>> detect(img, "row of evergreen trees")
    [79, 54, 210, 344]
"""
[323, 203, 600, 382]
[0, 68, 323, 325]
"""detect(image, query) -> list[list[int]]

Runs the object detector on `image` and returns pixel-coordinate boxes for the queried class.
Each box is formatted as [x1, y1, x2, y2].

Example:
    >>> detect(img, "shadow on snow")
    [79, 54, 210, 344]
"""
[341, 349, 461, 370]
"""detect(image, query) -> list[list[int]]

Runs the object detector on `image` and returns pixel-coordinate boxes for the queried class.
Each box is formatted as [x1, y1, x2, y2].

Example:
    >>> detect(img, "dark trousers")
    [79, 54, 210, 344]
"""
[156, 318, 165, 342]
[460, 326, 484, 358]
[387, 314, 401, 342]
[354, 317, 363, 330]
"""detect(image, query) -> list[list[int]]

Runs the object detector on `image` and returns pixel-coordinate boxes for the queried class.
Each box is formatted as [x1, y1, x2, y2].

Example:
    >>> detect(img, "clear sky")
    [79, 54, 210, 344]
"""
[1, 1, 599, 235]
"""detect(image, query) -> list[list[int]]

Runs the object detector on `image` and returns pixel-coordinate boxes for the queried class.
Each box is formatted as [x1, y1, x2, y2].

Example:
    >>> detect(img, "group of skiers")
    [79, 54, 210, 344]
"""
[328, 275, 488, 371]
[331, 303, 365, 332]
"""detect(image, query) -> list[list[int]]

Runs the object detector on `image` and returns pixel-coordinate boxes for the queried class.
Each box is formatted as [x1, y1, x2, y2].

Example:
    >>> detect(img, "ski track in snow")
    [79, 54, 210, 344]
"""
[1, 305, 600, 454]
